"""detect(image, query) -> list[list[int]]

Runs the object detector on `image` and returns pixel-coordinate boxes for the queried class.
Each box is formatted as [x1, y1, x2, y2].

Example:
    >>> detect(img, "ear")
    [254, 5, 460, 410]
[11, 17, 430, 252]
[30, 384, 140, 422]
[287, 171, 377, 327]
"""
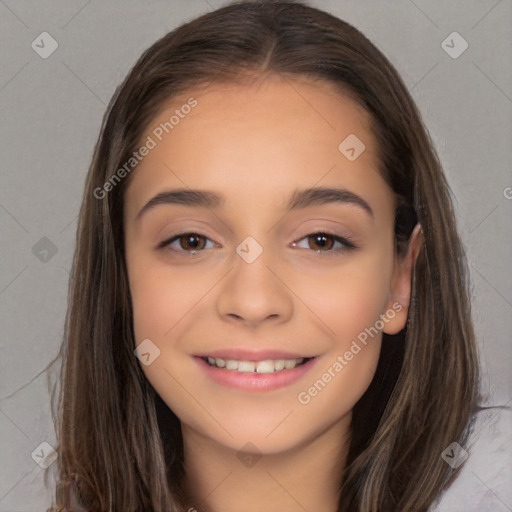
[383, 224, 423, 335]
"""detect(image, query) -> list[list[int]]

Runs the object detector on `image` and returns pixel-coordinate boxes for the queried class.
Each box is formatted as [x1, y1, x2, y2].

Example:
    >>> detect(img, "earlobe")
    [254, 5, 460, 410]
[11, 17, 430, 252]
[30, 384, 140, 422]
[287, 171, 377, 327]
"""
[383, 224, 423, 335]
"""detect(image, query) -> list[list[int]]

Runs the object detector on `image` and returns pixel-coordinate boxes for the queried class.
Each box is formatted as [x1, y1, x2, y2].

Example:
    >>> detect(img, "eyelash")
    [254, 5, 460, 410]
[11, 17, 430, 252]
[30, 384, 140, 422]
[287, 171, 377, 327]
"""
[158, 230, 358, 256]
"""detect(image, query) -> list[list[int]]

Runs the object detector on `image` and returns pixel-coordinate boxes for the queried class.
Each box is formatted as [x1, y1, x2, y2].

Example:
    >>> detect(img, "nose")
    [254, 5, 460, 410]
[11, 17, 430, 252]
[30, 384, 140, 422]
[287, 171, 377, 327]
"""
[215, 248, 294, 329]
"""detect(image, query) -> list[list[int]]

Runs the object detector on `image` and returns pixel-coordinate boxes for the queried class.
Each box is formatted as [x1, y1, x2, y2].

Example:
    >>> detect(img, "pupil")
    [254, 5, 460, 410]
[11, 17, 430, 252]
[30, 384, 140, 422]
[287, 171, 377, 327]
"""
[183, 235, 202, 250]
[311, 234, 333, 250]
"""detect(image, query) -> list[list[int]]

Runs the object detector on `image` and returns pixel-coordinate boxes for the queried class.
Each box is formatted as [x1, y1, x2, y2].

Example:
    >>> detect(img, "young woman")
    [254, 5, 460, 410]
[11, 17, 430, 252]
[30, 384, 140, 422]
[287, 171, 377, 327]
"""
[47, 1, 486, 510]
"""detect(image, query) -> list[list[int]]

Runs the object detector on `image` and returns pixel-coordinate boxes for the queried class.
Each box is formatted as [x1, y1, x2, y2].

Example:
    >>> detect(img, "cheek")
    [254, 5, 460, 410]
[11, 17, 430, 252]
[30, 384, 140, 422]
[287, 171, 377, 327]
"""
[292, 266, 390, 429]
[292, 250, 394, 342]
[128, 260, 211, 343]
[278, 252, 393, 425]
[127, 263, 220, 436]
[130, 273, 171, 342]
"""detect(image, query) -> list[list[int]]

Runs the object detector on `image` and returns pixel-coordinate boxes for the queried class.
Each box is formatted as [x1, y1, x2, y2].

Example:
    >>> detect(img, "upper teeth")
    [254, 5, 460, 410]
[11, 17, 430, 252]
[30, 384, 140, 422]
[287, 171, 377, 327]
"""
[206, 357, 305, 373]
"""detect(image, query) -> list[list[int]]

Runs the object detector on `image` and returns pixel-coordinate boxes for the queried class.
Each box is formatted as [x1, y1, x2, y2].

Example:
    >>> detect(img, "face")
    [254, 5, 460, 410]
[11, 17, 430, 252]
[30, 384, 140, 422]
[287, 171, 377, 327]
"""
[123, 75, 413, 456]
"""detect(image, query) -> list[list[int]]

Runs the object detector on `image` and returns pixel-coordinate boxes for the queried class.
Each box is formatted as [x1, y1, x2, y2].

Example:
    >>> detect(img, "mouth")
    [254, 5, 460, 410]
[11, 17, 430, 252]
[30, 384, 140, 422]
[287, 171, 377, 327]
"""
[194, 353, 318, 391]
[201, 356, 313, 373]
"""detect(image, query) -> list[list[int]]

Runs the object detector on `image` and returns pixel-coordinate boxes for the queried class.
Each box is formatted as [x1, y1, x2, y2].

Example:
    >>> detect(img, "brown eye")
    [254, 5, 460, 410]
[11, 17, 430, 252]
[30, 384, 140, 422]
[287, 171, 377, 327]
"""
[292, 231, 357, 254]
[308, 233, 334, 251]
[159, 232, 215, 253]
[179, 234, 206, 251]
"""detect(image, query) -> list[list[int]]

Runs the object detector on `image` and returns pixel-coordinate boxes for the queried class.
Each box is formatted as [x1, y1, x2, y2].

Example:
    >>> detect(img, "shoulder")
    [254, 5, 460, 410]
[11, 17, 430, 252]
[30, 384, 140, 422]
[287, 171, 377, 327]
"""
[430, 406, 512, 512]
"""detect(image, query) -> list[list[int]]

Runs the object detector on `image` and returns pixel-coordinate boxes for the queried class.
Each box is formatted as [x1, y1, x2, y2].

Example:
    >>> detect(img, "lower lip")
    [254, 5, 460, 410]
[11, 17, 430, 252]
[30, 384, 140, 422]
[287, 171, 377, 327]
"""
[194, 357, 318, 392]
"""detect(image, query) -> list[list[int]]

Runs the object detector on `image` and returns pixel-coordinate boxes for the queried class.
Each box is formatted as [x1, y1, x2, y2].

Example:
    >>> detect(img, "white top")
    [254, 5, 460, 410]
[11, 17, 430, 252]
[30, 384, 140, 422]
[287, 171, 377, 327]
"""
[431, 406, 512, 511]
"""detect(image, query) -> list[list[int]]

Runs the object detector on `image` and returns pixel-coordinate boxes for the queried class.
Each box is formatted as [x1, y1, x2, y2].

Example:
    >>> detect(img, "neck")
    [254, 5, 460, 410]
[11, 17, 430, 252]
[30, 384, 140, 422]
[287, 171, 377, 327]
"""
[181, 414, 351, 512]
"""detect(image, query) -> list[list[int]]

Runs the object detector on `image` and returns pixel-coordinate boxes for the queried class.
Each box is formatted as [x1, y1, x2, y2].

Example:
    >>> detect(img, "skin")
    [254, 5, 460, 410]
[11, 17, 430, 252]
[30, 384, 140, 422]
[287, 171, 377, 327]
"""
[123, 74, 422, 512]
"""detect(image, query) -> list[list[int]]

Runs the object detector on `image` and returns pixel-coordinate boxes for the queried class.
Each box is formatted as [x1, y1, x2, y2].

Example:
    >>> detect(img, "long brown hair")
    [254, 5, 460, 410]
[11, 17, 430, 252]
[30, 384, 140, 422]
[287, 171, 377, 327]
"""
[47, 1, 480, 510]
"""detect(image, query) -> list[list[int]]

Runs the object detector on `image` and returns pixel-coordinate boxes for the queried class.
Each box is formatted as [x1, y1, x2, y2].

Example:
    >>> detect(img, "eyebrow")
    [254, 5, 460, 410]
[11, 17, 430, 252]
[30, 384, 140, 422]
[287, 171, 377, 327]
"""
[135, 186, 373, 220]
[136, 189, 224, 220]
[287, 187, 373, 218]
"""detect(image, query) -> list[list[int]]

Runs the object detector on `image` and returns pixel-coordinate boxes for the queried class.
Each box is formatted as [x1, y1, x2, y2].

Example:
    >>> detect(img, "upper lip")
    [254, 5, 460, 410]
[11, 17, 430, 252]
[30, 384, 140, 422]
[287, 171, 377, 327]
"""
[195, 349, 315, 361]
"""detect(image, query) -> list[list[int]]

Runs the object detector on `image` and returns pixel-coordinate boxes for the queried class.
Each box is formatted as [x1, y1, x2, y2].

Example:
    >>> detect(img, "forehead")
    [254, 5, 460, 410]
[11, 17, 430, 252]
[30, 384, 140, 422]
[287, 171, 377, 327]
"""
[123, 75, 389, 220]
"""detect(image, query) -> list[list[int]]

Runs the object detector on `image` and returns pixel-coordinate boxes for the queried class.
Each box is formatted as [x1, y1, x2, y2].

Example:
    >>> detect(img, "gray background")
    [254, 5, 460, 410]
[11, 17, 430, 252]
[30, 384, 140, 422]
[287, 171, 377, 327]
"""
[1, 0, 511, 510]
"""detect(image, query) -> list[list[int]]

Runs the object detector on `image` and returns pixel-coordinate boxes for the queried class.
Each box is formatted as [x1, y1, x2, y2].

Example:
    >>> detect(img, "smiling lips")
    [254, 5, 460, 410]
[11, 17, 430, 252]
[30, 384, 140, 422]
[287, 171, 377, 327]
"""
[203, 356, 309, 373]
[195, 350, 318, 391]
